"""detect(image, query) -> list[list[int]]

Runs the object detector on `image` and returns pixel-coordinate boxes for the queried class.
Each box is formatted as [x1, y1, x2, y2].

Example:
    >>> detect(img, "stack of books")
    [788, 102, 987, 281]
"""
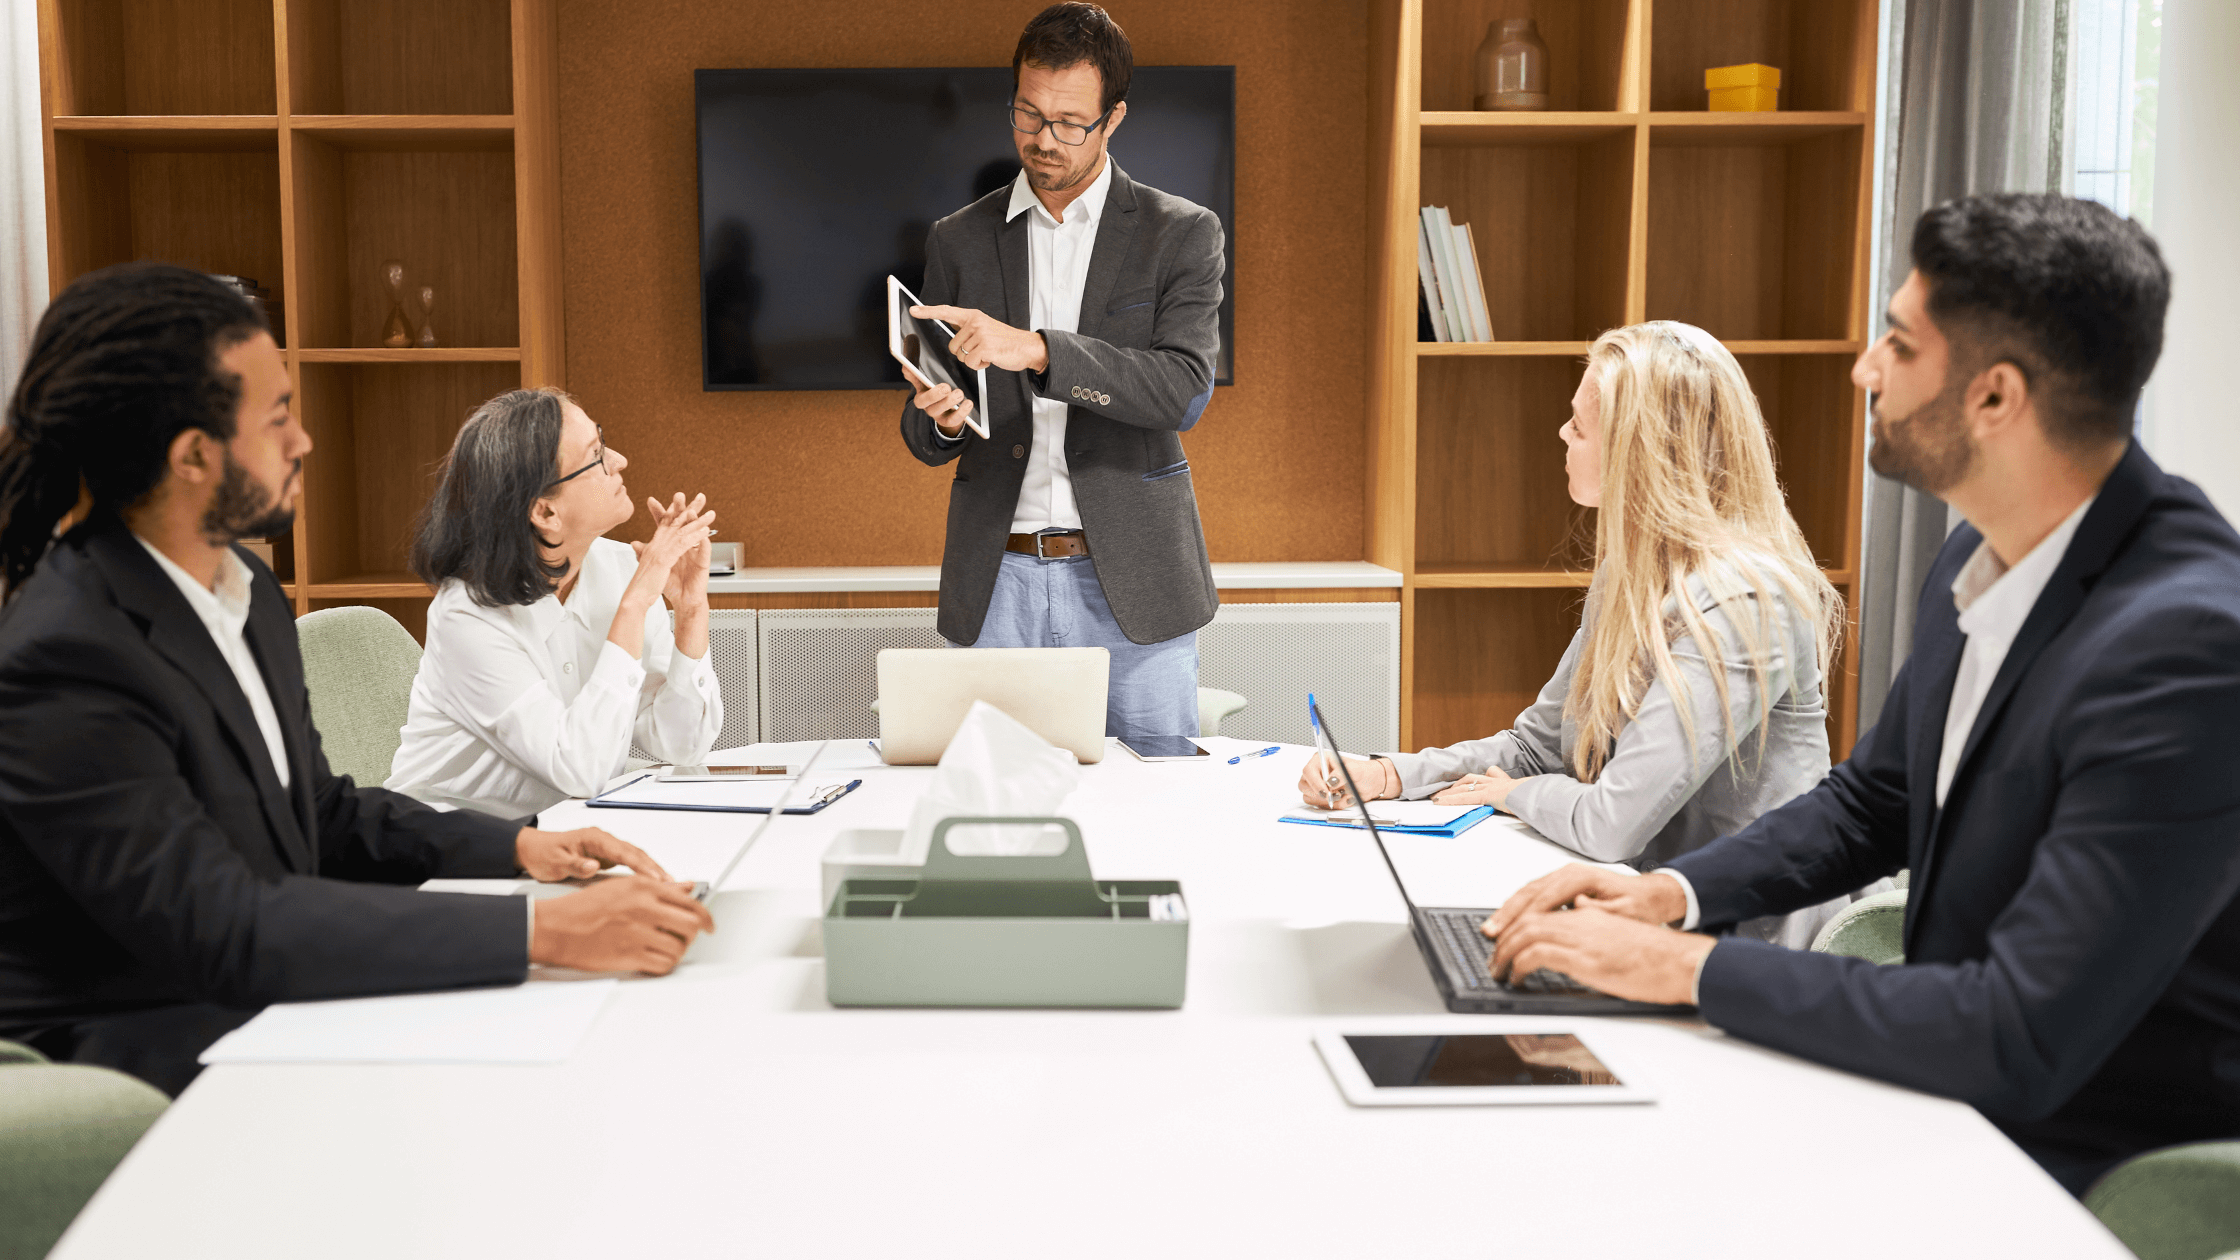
[1417, 207, 1494, 343]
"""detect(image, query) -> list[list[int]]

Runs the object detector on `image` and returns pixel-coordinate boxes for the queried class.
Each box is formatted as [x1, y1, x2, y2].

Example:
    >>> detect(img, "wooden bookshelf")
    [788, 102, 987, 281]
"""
[35, 0, 563, 615]
[1368, 0, 1878, 754]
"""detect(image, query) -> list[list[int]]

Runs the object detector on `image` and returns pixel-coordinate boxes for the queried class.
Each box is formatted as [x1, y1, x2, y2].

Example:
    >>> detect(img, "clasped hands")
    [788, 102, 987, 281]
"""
[513, 826, 713, 977]
[627, 492, 716, 611]
[905, 304, 1049, 437]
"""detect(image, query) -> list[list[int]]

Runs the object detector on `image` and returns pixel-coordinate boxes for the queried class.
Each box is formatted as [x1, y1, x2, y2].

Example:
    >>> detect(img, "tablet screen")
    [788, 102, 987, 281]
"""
[888, 276, 983, 415]
[1342, 1034, 1621, 1087]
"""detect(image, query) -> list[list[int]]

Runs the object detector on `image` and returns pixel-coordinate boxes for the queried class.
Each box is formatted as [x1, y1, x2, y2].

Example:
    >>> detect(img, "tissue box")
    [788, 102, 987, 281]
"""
[825, 817, 1187, 1009]
[1705, 63, 1780, 112]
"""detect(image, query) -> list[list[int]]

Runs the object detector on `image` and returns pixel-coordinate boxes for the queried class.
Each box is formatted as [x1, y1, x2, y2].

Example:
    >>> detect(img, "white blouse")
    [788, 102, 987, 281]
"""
[386, 537, 722, 817]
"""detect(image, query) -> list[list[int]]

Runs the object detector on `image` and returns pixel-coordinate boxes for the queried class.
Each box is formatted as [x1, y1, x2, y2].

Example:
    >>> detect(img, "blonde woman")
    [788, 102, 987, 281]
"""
[1306, 321, 1884, 946]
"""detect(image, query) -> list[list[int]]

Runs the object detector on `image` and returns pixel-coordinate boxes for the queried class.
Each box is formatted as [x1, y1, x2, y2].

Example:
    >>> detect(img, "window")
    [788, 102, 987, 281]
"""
[2069, 0, 2163, 223]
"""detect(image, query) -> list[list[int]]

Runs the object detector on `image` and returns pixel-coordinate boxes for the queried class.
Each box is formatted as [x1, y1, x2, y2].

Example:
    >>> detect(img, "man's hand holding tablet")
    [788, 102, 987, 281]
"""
[888, 275, 991, 440]
[903, 365, 976, 439]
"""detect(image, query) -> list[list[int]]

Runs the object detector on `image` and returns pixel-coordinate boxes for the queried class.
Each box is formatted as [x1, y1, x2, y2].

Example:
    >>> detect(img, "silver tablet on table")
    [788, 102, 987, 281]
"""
[887, 274, 990, 440]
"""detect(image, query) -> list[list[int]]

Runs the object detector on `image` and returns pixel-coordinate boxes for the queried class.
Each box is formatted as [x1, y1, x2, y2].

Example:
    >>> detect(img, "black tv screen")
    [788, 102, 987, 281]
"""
[695, 66, 1235, 391]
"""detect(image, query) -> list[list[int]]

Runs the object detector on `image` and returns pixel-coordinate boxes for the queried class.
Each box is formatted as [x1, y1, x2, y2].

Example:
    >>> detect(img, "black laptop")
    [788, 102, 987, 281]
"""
[1308, 698, 1689, 1016]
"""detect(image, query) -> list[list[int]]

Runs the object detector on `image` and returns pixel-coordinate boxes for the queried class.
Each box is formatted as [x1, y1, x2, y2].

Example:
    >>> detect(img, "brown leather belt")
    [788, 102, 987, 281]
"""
[1006, 531, 1091, 559]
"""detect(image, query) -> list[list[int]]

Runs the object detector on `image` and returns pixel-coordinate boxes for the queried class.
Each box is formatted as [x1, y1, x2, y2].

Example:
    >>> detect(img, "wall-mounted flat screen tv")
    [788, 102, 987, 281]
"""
[696, 66, 1235, 391]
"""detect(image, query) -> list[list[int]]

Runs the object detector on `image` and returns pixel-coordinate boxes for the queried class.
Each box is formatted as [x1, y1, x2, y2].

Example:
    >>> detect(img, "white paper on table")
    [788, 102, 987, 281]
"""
[593, 777, 857, 811]
[709, 740, 890, 773]
[1283, 801, 1480, 829]
[198, 979, 618, 1065]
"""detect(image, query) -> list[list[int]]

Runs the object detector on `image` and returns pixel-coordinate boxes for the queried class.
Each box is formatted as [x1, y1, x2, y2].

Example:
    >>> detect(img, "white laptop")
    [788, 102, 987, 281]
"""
[876, 648, 1109, 764]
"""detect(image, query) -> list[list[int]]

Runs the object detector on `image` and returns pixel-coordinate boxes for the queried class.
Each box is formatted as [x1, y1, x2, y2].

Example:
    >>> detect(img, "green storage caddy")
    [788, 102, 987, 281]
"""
[824, 817, 1188, 1008]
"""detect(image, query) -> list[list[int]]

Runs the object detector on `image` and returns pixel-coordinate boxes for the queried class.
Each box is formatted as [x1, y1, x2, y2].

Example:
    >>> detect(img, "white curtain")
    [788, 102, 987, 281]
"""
[1, 0, 45, 401]
[1854, 0, 2073, 737]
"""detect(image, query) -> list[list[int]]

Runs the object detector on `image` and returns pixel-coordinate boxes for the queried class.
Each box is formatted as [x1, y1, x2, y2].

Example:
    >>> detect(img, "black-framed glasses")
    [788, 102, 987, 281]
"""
[547, 425, 606, 489]
[1008, 104, 1112, 147]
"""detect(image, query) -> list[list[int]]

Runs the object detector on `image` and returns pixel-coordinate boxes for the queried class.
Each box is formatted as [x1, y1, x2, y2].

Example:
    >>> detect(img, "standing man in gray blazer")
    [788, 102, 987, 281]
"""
[899, 2, 1224, 741]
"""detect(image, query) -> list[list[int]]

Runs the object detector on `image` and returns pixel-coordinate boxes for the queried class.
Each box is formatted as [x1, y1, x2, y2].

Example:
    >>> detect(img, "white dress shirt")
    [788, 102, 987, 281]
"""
[1665, 495, 2098, 992]
[386, 537, 722, 817]
[135, 536, 291, 789]
[1934, 496, 2095, 805]
[1004, 158, 1113, 532]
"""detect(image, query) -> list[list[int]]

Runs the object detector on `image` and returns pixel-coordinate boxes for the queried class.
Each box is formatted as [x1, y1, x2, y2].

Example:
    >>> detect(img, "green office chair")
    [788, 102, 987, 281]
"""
[0, 1040, 169, 1260]
[1809, 888, 1908, 965]
[2086, 1141, 2240, 1260]
[1198, 688, 1248, 737]
[296, 605, 422, 787]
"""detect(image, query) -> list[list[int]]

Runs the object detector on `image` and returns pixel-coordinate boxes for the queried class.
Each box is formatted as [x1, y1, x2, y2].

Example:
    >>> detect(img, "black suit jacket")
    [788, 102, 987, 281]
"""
[1666, 442, 2240, 1146]
[898, 161, 1224, 647]
[0, 517, 529, 1029]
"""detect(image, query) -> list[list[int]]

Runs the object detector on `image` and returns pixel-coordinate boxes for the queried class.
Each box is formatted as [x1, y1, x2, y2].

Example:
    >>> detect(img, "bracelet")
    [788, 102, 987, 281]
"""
[1368, 755, 1396, 800]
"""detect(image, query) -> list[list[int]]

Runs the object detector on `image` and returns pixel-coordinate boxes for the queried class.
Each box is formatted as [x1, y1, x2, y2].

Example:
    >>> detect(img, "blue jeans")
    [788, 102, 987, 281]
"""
[954, 550, 1199, 741]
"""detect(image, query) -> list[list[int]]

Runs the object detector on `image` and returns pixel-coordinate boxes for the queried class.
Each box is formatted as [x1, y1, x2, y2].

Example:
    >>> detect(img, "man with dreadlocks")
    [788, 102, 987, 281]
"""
[0, 264, 713, 1094]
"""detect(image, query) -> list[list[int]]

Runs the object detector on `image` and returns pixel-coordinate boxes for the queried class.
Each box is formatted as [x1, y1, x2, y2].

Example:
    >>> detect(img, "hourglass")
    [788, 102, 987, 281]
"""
[379, 259, 412, 348]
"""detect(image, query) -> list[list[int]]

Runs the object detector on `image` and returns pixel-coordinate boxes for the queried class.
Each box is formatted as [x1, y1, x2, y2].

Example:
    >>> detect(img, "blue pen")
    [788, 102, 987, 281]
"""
[1227, 745, 1282, 765]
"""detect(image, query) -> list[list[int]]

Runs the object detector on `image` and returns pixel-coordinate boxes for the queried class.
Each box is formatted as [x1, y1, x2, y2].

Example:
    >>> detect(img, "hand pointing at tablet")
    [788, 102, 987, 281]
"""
[912, 304, 1050, 375]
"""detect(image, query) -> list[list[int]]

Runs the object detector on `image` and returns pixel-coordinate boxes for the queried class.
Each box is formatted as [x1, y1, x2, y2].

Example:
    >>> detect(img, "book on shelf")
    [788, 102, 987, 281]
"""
[1417, 206, 1495, 343]
[1451, 220, 1495, 342]
[1420, 206, 1465, 342]
[1415, 215, 1449, 343]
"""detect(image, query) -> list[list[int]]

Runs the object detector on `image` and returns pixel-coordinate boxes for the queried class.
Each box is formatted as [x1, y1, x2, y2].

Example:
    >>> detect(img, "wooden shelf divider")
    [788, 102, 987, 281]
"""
[1373, 0, 1879, 754]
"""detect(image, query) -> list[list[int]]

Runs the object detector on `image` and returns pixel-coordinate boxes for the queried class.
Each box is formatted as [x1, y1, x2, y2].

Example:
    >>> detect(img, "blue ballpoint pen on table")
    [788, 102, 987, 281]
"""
[1227, 745, 1281, 765]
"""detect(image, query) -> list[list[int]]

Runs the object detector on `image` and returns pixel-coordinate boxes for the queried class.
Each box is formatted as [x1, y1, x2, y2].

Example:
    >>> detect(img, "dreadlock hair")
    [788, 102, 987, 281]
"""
[0, 263, 267, 599]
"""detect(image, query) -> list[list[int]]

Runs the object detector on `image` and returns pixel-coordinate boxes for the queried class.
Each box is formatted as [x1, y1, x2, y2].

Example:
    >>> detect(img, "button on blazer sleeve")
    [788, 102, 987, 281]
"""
[1034, 210, 1222, 433]
[0, 647, 527, 1010]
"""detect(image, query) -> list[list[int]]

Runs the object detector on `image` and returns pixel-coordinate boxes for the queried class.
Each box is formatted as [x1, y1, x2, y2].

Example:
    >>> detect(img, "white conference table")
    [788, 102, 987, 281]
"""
[56, 738, 2127, 1259]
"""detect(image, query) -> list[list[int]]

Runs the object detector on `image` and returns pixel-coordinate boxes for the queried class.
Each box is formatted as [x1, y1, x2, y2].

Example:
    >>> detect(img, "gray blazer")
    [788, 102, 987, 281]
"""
[899, 162, 1224, 647]
[1391, 572, 1882, 946]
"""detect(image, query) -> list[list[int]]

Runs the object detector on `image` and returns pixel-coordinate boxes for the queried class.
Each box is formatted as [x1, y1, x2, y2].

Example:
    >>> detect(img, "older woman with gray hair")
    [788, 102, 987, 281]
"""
[386, 388, 723, 817]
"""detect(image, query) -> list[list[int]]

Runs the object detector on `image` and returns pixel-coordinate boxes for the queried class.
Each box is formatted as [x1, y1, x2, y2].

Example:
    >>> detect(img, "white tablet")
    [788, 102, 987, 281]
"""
[1313, 1027, 1656, 1107]
[887, 274, 991, 440]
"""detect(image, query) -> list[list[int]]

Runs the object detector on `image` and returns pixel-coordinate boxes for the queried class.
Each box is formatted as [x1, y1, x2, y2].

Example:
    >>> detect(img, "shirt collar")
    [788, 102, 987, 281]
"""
[133, 534, 253, 635]
[1005, 154, 1115, 228]
[1951, 495, 2096, 635]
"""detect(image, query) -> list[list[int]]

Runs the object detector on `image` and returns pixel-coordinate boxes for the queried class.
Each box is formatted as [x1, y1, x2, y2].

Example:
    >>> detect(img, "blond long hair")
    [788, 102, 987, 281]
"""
[1563, 322, 1841, 782]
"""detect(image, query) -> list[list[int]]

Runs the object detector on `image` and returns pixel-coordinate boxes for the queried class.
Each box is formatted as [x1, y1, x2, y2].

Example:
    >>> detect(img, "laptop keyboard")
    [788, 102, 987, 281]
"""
[1426, 908, 1594, 995]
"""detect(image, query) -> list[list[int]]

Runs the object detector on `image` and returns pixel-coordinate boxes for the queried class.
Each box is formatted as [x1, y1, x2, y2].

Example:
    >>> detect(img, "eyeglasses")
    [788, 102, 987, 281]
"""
[546, 425, 607, 489]
[1008, 104, 1113, 147]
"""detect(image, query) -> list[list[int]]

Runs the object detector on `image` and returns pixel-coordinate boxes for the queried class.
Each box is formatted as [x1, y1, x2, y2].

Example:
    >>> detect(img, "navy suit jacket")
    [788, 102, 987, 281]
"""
[1666, 442, 2240, 1143]
[0, 517, 529, 1030]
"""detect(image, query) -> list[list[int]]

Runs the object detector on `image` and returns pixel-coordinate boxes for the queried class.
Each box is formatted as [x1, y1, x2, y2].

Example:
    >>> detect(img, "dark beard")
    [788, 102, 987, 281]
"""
[1868, 376, 1976, 495]
[201, 450, 298, 543]
[1025, 148, 1092, 192]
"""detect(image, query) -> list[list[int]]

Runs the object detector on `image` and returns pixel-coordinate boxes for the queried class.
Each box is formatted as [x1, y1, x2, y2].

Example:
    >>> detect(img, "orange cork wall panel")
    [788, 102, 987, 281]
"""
[552, 0, 1369, 567]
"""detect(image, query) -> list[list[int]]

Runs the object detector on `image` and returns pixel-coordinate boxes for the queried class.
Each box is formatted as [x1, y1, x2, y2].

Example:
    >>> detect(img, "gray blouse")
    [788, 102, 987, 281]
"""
[1388, 572, 1887, 948]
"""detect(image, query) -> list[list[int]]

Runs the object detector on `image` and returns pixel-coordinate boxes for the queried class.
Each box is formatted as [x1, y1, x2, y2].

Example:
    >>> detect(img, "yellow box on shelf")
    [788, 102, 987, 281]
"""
[1705, 63, 1781, 112]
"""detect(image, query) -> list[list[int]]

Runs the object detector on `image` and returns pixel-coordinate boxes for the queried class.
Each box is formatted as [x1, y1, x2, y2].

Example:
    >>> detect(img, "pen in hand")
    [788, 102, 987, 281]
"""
[1228, 745, 1282, 765]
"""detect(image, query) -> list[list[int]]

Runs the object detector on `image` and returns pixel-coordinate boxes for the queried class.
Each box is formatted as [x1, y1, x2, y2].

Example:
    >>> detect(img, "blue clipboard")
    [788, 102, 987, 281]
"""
[585, 774, 863, 815]
[1276, 804, 1496, 839]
